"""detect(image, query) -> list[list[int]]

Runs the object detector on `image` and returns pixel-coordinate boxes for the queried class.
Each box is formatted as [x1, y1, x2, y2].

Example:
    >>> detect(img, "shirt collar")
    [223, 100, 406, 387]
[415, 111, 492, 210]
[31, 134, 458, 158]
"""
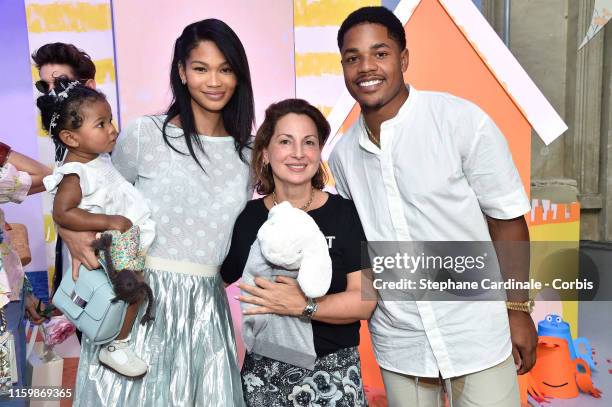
[358, 84, 417, 153]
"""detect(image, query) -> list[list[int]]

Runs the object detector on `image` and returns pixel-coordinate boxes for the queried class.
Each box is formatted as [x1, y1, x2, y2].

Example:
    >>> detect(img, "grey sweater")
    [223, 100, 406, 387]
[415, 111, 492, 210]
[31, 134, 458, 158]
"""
[241, 240, 317, 370]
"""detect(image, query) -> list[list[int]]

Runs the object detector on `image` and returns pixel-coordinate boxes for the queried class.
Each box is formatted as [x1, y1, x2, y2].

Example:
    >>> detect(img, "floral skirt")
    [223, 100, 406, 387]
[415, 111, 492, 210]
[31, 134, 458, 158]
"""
[241, 346, 367, 407]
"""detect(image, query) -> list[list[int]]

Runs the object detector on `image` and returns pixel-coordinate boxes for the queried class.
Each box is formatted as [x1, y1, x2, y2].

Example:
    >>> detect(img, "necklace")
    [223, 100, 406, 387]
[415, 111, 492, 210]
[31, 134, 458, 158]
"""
[272, 187, 315, 211]
[364, 120, 380, 148]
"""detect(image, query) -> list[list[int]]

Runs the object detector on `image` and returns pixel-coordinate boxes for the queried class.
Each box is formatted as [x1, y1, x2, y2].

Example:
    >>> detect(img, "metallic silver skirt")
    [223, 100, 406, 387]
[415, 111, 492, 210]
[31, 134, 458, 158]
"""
[74, 268, 245, 406]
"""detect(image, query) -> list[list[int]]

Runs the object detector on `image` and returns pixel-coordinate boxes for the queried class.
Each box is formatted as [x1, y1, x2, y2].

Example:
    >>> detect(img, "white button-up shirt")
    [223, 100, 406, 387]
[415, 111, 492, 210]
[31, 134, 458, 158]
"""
[329, 87, 530, 378]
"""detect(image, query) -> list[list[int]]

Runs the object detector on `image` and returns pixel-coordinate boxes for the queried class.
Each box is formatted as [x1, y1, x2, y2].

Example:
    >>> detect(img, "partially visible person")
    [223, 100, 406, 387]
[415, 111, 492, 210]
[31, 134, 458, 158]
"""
[60, 19, 255, 406]
[0, 143, 51, 403]
[0, 42, 96, 401]
[329, 6, 534, 406]
[222, 99, 375, 407]
[32, 42, 96, 93]
[0, 143, 51, 324]
[0, 143, 38, 306]
[3, 148, 50, 195]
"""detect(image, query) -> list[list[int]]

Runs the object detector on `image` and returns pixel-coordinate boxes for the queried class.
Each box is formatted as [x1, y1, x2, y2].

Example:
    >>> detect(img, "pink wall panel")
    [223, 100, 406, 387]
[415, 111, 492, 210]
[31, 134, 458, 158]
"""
[112, 0, 296, 128]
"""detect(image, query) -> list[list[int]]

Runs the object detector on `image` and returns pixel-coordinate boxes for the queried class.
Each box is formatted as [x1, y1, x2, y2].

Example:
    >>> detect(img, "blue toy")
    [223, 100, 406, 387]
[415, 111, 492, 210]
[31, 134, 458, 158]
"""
[538, 314, 596, 370]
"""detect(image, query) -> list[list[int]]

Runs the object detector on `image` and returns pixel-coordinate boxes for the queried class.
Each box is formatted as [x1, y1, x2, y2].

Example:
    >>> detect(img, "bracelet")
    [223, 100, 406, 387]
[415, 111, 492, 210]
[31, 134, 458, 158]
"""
[506, 299, 534, 314]
[0, 142, 11, 167]
[301, 297, 318, 320]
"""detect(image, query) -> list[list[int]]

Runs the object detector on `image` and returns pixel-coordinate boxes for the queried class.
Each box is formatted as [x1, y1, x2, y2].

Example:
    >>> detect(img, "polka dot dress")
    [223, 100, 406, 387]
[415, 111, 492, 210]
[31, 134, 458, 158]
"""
[74, 115, 251, 407]
[112, 115, 252, 265]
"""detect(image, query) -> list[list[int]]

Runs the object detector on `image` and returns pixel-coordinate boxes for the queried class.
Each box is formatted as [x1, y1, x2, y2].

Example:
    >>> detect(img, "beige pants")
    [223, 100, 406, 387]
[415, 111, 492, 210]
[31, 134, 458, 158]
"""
[380, 355, 520, 407]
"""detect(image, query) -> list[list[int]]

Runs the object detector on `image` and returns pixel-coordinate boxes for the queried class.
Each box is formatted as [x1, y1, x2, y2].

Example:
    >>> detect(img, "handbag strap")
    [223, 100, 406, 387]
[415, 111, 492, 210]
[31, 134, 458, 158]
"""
[25, 320, 38, 358]
[0, 306, 6, 335]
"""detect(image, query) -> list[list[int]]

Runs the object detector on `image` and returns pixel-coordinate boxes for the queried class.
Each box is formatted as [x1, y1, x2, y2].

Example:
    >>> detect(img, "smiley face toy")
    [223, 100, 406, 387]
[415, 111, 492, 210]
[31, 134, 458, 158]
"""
[529, 336, 601, 399]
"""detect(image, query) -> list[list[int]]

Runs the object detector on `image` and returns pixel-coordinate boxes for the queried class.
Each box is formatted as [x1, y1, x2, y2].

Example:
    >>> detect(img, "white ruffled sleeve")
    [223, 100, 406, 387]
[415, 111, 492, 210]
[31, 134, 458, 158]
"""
[43, 162, 97, 196]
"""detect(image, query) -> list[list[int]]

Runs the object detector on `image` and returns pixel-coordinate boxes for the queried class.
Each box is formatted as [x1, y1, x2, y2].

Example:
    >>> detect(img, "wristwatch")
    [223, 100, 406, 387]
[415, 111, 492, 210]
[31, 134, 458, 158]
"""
[301, 297, 318, 320]
[506, 299, 534, 314]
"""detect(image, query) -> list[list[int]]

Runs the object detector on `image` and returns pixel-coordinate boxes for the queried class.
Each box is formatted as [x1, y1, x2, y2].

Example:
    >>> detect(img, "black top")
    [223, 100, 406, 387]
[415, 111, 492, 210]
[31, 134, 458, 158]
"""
[221, 193, 367, 356]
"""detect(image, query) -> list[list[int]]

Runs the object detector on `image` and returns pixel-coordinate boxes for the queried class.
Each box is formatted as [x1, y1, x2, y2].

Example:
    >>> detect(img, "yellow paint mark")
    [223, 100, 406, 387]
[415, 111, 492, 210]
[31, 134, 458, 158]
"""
[44, 214, 56, 244]
[94, 58, 116, 84]
[294, 0, 380, 27]
[37, 115, 49, 138]
[316, 105, 332, 117]
[527, 221, 580, 336]
[529, 221, 580, 242]
[31, 58, 115, 85]
[296, 53, 342, 76]
[562, 301, 579, 338]
[47, 266, 56, 293]
[26, 3, 112, 33]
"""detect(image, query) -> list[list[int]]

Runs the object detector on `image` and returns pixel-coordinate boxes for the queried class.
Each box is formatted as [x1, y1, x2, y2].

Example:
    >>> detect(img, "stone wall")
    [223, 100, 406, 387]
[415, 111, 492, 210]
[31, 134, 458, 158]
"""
[483, 0, 611, 241]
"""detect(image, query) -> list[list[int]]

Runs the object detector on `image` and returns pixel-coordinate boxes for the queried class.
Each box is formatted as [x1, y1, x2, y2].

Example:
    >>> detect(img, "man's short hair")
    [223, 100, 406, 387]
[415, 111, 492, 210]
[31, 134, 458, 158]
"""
[337, 6, 406, 51]
[32, 42, 96, 80]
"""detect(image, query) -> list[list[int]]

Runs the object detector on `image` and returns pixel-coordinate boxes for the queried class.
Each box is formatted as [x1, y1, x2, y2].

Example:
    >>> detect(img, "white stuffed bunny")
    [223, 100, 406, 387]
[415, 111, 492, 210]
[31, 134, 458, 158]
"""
[240, 201, 332, 370]
[257, 201, 332, 297]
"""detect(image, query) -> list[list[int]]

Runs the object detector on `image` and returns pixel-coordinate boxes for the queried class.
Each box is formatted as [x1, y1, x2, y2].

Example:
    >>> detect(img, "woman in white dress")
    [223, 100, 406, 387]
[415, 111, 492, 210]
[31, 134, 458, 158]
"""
[61, 19, 254, 406]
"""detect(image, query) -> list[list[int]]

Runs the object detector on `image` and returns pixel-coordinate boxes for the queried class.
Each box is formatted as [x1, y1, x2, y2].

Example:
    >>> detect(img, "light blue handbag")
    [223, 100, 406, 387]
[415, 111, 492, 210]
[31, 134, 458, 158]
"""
[52, 263, 127, 345]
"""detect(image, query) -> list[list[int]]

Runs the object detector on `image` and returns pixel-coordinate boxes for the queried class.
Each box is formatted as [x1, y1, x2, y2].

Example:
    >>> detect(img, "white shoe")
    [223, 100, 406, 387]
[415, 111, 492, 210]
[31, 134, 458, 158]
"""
[99, 340, 148, 377]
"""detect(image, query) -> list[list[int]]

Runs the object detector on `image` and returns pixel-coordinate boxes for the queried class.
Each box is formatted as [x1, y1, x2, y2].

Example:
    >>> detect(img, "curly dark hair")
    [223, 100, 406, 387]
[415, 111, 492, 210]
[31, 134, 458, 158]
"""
[337, 6, 406, 51]
[32, 42, 96, 80]
[252, 99, 330, 195]
[36, 77, 106, 161]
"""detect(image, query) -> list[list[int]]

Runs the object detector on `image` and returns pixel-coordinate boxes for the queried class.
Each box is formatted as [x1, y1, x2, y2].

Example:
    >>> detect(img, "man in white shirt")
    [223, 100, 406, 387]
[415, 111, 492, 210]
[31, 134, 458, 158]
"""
[329, 6, 537, 406]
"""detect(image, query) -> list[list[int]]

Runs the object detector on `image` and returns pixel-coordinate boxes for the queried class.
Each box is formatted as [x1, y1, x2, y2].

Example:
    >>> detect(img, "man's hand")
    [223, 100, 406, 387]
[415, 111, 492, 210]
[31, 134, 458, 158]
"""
[57, 226, 98, 280]
[508, 309, 537, 374]
[487, 215, 535, 374]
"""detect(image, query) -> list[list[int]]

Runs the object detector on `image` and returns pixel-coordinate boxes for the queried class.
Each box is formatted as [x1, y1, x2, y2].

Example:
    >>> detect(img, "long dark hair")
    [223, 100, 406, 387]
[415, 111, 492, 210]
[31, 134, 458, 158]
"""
[36, 77, 106, 162]
[163, 19, 255, 168]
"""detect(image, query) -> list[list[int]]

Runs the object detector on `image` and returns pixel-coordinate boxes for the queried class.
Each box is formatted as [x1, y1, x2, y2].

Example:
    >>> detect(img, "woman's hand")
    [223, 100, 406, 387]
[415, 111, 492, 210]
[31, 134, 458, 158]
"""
[57, 226, 99, 280]
[24, 294, 46, 325]
[8, 151, 51, 195]
[237, 276, 307, 317]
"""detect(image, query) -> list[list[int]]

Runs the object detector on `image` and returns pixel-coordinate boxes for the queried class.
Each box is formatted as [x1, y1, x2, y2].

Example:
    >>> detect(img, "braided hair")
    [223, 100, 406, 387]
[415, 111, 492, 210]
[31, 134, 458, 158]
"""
[36, 77, 107, 162]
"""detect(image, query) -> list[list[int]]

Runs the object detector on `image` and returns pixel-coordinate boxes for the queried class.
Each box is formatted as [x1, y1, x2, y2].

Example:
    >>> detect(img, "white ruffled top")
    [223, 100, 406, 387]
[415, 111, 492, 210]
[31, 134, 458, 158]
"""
[43, 153, 155, 251]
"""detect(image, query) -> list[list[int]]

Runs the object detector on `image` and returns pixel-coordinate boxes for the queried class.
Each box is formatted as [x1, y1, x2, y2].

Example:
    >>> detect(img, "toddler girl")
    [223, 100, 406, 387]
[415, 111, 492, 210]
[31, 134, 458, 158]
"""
[37, 78, 155, 378]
